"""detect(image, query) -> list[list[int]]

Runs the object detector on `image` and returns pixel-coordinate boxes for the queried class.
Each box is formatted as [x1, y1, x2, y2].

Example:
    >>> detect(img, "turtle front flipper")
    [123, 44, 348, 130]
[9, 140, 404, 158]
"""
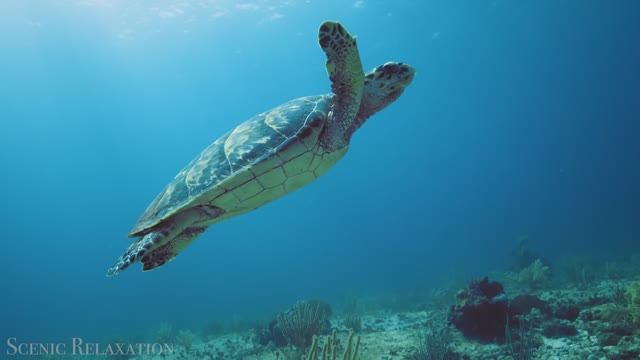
[318, 21, 365, 149]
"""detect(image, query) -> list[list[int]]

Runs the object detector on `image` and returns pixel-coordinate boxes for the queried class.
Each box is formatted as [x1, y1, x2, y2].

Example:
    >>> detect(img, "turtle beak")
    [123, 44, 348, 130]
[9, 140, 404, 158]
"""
[399, 63, 416, 85]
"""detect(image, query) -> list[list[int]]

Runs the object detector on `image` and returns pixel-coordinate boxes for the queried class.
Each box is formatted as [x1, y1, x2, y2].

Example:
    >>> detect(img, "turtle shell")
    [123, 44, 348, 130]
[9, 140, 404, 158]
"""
[129, 95, 332, 237]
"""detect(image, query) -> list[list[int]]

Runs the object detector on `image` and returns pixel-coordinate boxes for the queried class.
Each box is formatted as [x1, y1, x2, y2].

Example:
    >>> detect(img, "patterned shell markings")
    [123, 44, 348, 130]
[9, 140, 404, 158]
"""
[129, 95, 331, 236]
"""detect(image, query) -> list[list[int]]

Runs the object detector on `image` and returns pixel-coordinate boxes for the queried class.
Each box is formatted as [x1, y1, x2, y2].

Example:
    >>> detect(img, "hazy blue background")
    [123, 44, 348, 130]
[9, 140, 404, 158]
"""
[1, 0, 639, 343]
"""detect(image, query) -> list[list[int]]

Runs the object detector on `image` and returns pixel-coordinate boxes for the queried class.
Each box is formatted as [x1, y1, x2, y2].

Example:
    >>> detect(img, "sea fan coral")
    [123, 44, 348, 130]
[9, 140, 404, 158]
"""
[277, 300, 332, 348]
[518, 259, 550, 289]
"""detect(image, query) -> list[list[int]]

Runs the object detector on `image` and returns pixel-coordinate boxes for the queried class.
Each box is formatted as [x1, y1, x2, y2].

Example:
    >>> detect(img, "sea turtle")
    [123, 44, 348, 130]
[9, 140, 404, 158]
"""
[107, 21, 415, 276]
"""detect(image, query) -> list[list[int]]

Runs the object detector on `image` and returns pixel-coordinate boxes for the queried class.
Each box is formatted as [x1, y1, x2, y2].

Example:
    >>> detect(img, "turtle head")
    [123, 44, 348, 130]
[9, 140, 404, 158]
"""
[356, 61, 416, 126]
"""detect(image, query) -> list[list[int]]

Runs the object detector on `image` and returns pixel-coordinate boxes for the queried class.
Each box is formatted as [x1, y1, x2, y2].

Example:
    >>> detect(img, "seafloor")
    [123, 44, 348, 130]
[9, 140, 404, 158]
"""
[44, 252, 640, 360]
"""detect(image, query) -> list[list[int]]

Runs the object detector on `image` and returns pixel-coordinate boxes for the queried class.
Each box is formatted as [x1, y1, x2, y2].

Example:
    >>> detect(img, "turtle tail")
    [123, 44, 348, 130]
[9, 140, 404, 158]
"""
[106, 232, 161, 277]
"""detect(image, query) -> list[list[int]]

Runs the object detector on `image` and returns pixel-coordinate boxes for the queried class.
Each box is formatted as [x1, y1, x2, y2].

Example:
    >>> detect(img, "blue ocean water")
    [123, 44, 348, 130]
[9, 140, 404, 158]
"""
[1, 0, 639, 347]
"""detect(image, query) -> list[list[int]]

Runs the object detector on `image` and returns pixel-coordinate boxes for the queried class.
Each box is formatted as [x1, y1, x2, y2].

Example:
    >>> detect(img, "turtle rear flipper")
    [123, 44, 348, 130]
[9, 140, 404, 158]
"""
[107, 206, 221, 276]
[141, 227, 206, 271]
[107, 231, 164, 276]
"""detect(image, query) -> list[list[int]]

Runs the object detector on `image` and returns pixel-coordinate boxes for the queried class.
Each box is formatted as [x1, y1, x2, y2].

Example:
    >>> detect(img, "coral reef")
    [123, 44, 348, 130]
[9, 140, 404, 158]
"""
[153, 323, 173, 344]
[118, 255, 640, 360]
[342, 313, 362, 333]
[448, 277, 509, 342]
[276, 300, 332, 349]
[508, 294, 550, 318]
[553, 303, 580, 321]
[505, 316, 542, 360]
[305, 330, 360, 360]
[407, 315, 458, 360]
[627, 280, 640, 323]
[175, 329, 197, 353]
[255, 319, 288, 347]
[516, 259, 550, 290]
[541, 320, 577, 338]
